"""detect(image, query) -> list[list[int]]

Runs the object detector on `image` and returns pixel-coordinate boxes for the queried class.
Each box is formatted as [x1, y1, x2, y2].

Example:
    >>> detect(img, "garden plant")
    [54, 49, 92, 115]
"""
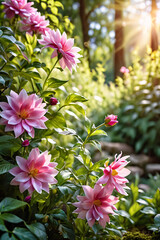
[0, 1, 160, 240]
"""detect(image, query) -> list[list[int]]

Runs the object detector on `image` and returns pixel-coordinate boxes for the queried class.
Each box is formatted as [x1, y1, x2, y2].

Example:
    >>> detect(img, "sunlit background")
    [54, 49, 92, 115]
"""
[61, 0, 160, 81]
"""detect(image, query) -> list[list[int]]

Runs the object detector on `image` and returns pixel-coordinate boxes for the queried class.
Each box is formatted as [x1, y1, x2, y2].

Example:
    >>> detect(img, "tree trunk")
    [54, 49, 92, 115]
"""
[151, 0, 158, 51]
[114, 0, 125, 79]
[79, 0, 90, 64]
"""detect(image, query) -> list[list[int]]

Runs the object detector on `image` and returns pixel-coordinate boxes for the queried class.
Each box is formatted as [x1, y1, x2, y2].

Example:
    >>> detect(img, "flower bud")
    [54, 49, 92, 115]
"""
[50, 97, 58, 106]
[22, 139, 30, 147]
[105, 114, 118, 127]
[24, 195, 31, 203]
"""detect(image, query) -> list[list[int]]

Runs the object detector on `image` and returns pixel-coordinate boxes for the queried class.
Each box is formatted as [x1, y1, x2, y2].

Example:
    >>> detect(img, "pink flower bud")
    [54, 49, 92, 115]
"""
[120, 66, 129, 74]
[22, 139, 30, 147]
[105, 114, 118, 127]
[50, 97, 58, 106]
[24, 195, 31, 203]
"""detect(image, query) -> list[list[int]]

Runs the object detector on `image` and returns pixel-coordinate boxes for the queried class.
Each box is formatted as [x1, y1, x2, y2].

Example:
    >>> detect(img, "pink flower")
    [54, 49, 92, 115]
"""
[0, 89, 48, 138]
[105, 114, 118, 127]
[2, 0, 36, 19]
[97, 152, 130, 195]
[50, 97, 58, 106]
[120, 66, 129, 74]
[73, 184, 118, 228]
[20, 12, 50, 35]
[9, 148, 58, 195]
[22, 139, 30, 147]
[39, 29, 82, 72]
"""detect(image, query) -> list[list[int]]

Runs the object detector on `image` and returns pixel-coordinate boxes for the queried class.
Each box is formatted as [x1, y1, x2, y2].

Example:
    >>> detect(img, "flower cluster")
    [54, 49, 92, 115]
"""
[2, 0, 49, 35]
[73, 152, 130, 228]
[2, 0, 82, 72]
[2, 0, 36, 19]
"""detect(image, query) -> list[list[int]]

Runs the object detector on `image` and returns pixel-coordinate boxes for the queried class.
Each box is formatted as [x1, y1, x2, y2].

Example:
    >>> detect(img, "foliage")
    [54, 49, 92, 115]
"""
[109, 49, 160, 157]
[57, 48, 160, 157]
[0, 2, 132, 240]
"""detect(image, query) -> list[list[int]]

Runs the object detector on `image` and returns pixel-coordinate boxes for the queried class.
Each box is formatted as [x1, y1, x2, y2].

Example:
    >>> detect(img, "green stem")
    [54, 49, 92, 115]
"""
[42, 58, 59, 91]
[82, 122, 106, 148]
[57, 104, 66, 112]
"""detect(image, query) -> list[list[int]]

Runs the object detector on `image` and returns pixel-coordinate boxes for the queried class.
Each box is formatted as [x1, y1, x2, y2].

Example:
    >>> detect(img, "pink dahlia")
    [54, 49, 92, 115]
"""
[9, 148, 58, 195]
[105, 114, 118, 127]
[0, 89, 48, 138]
[20, 12, 50, 35]
[120, 66, 129, 74]
[73, 184, 118, 228]
[2, 0, 36, 19]
[39, 29, 82, 72]
[97, 152, 130, 195]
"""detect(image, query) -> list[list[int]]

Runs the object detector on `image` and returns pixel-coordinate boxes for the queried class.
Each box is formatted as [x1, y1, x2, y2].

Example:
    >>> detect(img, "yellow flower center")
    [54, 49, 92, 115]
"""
[93, 199, 101, 206]
[112, 169, 118, 176]
[19, 109, 29, 119]
[29, 169, 38, 178]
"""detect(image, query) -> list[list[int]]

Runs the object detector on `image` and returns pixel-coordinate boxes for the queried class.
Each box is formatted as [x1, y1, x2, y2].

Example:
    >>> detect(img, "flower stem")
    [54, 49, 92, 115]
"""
[42, 58, 59, 91]
[82, 122, 106, 148]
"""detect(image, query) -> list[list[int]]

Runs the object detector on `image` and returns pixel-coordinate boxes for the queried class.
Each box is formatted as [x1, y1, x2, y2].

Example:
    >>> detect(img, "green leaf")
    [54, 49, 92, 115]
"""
[69, 103, 86, 116]
[0, 232, 16, 240]
[45, 112, 66, 130]
[89, 140, 101, 151]
[0, 219, 8, 232]
[65, 93, 87, 105]
[91, 159, 106, 171]
[0, 136, 21, 156]
[0, 27, 14, 35]
[141, 207, 156, 215]
[84, 117, 92, 133]
[25, 223, 47, 240]
[1, 35, 16, 43]
[47, 78, 68, 88]
[54, 1, 64, 9]
[41, 90, 56, 97]
[0, 30, 3, 37]
[61, 223, 75, 240]
[31, 62, 45, 68]
[0, 160, 14, 175]
[129, 202, 143, 216]
[0, 198, 27, 212]
[0, 213, 23, 223]
[154, 214, 160, 225]
[106, 227, 122, 237]
[0, 55, 7, 63]
[90, 129, 107, 137]
[51, 209, 67, 221]
[0, 76, 5, 86]
[48, 14, 59, 25]
[58, 185, 73, 195]
[13, 228, 37, 240]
